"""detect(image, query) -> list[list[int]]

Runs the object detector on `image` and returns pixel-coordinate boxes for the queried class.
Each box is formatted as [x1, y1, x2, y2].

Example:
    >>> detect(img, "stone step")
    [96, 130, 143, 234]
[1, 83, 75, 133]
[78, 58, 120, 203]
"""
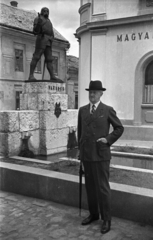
[120, 125, 153, 141]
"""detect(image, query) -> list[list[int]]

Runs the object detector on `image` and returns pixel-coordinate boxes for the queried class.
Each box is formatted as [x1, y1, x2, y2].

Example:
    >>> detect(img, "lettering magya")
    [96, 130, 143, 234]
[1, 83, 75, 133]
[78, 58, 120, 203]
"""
[117, 32, 152, 42]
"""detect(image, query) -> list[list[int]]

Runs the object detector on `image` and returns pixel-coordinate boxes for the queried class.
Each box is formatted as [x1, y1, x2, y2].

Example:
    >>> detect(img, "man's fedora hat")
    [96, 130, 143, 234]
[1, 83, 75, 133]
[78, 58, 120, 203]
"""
[85, 80, 106, 91]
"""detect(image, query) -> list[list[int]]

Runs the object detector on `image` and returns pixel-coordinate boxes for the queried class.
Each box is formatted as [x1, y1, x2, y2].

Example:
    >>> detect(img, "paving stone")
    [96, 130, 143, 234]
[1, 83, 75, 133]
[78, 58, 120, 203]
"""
[46, 213, 53, 217]
[17, 238, 36, 240]
[32, 200, 48, 207]
[0, 192, 8, 198]
[101, 230, 120, 240]
[50, 216, 63, 223]
[0, 191, 153, 240]
[5, 195, 18, 201]
[0, 214, 5, 222]
[94, 232, 102, 237]
[50, 229, 67, 239]
[78, 235, 89, 240]
[68, 232, 78, 238]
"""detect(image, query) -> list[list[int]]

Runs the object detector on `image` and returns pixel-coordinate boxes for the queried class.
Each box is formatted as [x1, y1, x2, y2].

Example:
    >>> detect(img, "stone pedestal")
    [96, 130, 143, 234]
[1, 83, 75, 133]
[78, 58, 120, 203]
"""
[20, 81, 70, 155]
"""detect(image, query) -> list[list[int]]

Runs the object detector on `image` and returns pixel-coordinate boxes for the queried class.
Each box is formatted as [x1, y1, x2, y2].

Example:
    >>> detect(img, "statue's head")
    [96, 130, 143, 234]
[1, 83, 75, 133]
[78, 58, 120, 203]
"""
[41, 7, 49, 18]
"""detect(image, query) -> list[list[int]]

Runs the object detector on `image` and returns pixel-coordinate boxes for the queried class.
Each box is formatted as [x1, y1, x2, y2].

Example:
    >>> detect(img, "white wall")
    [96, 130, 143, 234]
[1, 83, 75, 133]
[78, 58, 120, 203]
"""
[104, 22, 153, 119]
[106, 0, 139, 20]
[91, 33, 106, 84]
[78, 32, 91, 107]
[79, 21, 153, 120]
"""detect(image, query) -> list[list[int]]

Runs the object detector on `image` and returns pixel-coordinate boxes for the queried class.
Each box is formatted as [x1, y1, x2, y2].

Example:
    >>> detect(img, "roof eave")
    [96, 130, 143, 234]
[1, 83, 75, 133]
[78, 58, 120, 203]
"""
[0, 23, 70, 46]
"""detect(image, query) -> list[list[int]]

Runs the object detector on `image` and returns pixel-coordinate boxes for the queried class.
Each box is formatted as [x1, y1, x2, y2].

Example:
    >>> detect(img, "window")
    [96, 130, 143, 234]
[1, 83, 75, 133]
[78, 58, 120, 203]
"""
[143, 61, 153, 103]
[16, 91, 22, 110]
[52, 56, 58, 76]
[75, 92, 78, 109]
[35, 59, 41, 73]
[146, 0, 153, 7]
[15, 49, 23, 72]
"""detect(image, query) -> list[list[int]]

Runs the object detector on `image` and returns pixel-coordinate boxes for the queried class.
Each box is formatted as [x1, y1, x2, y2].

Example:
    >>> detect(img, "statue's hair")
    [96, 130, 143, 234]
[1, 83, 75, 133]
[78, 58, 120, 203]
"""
[41, 7, 49, 15]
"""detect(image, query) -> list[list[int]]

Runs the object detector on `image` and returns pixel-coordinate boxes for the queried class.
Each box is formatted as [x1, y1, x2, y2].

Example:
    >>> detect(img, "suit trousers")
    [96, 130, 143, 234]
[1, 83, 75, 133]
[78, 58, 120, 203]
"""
[83, 160, 111, 221]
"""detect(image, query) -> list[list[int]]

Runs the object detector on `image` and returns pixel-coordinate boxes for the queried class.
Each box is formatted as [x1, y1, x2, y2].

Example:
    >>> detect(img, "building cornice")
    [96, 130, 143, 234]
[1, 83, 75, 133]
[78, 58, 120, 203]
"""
[76, 14, 153, 38]
[78, 3, 91, 14]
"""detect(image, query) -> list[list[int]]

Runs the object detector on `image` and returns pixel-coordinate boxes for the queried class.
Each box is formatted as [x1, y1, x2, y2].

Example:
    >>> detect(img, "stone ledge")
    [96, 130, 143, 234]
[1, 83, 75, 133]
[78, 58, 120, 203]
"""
[0, 162, 153, 226]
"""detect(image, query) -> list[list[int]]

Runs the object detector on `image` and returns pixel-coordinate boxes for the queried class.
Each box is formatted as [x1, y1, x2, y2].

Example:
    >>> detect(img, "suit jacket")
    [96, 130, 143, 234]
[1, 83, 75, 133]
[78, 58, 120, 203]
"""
[77, 102, 124, 161]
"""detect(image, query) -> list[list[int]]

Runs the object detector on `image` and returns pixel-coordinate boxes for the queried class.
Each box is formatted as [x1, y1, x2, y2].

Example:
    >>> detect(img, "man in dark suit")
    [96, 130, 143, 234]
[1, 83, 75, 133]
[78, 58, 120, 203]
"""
[77, 80, 124, 234]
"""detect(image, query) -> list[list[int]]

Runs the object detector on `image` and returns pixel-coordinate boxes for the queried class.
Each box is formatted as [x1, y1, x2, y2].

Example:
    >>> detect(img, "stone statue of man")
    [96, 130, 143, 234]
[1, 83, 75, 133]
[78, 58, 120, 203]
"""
[28, 7, 63, 83]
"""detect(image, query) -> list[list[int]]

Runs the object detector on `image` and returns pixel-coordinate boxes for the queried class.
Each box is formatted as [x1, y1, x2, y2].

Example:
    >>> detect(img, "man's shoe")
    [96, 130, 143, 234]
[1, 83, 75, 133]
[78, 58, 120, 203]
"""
[82, 214, 99, 225]
[101, 220, 111, 234]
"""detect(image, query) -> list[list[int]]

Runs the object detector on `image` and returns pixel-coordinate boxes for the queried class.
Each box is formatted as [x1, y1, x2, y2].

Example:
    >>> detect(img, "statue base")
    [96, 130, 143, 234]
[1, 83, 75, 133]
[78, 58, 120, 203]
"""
[20, 81, 67, 111]
[25, 78, 64, 84]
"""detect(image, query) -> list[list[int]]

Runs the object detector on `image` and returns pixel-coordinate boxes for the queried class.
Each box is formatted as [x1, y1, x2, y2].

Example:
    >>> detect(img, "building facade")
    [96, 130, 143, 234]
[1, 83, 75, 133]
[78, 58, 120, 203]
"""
[66, 55, 78, 109]
[76, 0, 153, 139]
[0, 2, 70, 110]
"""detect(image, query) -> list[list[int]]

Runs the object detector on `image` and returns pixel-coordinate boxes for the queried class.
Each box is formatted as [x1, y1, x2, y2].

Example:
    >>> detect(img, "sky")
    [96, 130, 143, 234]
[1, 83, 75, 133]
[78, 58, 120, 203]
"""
[1, 0, 80, 57]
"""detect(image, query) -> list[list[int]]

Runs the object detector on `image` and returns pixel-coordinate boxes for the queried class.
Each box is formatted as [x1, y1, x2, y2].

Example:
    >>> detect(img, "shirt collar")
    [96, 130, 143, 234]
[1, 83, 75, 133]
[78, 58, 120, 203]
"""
[90, 101, 100, 110]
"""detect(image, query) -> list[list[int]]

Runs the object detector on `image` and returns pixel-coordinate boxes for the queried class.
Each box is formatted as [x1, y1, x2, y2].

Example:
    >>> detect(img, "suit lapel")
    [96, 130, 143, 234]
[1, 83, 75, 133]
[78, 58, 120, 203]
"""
[83, 102, 104, 125]
[92, 102, 104, 119]
[83, 104, 91, 125]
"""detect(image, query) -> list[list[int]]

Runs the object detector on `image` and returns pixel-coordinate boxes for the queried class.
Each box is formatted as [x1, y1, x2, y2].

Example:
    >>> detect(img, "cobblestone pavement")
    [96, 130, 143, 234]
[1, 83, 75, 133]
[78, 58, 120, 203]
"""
[0, 191, 153, 240]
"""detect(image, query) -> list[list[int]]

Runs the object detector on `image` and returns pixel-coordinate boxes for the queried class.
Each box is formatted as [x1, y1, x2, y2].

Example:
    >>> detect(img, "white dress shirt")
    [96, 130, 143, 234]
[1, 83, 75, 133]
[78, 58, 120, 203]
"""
[90, 101, 100, 113]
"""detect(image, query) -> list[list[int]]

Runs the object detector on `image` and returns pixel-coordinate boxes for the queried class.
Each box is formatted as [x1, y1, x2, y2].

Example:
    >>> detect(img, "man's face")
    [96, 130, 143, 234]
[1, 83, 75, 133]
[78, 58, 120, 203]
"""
[89, 90, 103, 104]
[42, 8, 49, 18]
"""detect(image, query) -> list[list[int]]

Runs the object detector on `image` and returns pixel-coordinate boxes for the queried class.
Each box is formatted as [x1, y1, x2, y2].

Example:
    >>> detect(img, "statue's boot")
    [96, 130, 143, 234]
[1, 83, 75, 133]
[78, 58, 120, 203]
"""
[50, 76, 63, 83]
[28, 59, 37, 81]
[47, 62, 64, 83]
[28, 75, 37, 81]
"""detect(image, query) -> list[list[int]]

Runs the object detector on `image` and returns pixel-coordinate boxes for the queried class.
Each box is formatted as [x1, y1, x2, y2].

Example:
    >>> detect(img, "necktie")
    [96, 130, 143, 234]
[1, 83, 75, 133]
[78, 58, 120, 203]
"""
[91, 104, 95, 114]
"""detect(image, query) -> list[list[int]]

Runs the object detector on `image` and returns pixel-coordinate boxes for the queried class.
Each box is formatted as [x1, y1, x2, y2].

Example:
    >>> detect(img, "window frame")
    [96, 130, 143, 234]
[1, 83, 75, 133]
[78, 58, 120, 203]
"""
[15, 90, 22, 110]
[14, 49, 24, 72]
[52, 56, 59, 76]
[143, 60, 153, 104]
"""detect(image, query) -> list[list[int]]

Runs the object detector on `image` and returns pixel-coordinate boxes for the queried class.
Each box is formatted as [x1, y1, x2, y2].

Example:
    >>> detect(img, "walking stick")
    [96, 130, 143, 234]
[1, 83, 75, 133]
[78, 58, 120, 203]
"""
[42, 58, 46, 80]
[79, 161, 84, 216]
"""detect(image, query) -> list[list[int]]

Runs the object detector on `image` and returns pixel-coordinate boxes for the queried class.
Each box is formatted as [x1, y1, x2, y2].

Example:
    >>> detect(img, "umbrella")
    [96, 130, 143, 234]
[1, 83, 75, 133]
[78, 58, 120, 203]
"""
[79, 161, 84, 216]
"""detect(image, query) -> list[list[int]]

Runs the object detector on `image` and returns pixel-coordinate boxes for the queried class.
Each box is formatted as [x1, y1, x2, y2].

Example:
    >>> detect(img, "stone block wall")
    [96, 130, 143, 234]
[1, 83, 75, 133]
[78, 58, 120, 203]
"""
[0, 109, 78, 157]
[0, 82, 78, 157]
[0, 111, 40, 157]
[39, 109, 78, 155]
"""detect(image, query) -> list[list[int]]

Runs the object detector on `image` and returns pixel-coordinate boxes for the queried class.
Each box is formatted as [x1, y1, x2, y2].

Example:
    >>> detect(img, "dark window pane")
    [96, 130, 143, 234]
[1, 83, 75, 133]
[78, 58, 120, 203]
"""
[145, 61, 153, 85]
[15, 49, 23, 72]
[75, 92, 78, 109]
[146, 0, 153, 7]
[16, 91, 22, 110]
[52, 56, 58, 75]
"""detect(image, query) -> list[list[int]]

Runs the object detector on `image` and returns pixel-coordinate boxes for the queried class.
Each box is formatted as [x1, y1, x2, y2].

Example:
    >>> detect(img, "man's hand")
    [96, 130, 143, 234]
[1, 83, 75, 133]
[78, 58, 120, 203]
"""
[97, 138, 108, 144]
